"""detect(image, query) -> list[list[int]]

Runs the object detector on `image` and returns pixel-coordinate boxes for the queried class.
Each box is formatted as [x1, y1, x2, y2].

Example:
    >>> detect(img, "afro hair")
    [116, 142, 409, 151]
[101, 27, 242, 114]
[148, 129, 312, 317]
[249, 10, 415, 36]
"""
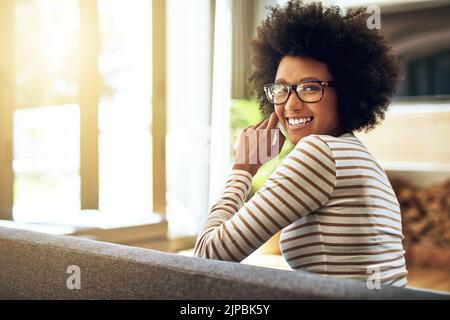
[248, 0, 403, 133]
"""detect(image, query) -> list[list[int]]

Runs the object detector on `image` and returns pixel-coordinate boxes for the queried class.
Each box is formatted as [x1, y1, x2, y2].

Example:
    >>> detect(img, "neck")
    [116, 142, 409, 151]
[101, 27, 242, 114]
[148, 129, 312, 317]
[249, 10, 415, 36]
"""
[331, 125, 349, 137]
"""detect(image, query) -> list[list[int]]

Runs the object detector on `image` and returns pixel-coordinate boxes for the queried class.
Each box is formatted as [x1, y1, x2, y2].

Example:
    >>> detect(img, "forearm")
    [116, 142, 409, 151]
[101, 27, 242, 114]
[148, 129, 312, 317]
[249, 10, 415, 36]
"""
[194, 169, 253, 261]
[194, 135, 336, 263]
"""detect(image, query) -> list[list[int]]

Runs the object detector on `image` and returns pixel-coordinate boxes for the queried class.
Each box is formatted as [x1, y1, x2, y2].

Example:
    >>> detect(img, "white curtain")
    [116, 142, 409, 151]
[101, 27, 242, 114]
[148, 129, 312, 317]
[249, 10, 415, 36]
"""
[208, 0, 233, 209]
[166, 0, 214, 237]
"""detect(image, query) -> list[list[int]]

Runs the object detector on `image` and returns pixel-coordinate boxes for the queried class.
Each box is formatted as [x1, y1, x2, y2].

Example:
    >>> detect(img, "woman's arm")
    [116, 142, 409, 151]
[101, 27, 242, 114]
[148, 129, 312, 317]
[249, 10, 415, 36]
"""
[194, 132, 337, 262]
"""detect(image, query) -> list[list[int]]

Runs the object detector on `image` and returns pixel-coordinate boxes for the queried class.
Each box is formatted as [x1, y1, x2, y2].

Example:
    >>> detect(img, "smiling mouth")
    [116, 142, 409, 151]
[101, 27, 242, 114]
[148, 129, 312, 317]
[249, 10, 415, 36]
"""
[285, 116, 314, 130]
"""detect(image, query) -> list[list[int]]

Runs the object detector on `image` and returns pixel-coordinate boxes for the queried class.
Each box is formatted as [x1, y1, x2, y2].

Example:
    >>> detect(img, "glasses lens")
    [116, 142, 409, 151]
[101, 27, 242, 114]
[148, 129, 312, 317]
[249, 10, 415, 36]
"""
[271, 84, 289, 104]
[297, 82, 323, 103]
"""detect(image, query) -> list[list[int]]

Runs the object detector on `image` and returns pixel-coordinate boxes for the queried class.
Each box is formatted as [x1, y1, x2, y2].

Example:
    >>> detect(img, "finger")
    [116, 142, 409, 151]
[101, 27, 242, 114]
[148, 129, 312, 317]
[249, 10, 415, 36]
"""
[243, 125, 255, 133]
[269, 130, 286, 157]
[266, 112, 278, 130]
[244, 120, 262, 132]
[278, 132, 286, 152]
[265, 113, 277, 150]
[252, 119, 266, 129]
[255, 119, 268, 130]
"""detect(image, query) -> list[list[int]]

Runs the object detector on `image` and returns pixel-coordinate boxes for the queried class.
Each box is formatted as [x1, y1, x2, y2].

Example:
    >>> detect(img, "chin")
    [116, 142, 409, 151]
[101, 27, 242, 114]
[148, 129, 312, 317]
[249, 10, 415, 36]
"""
[284, 118, 316, 145]
[288, 128, 313, 145]
[288, 132, 306, 145]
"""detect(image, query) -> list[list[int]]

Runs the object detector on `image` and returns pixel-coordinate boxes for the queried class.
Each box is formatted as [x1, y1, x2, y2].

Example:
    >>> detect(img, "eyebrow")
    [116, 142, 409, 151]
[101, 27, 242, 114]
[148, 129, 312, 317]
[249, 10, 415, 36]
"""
[274, 76, 321, 84]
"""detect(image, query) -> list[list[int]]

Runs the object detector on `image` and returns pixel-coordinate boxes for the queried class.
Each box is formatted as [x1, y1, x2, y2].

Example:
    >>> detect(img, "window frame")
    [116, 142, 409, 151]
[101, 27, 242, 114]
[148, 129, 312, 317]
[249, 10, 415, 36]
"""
[152, 0, 167, 215]
[0, 0, 14, 220]
[0, 0, 167, 220]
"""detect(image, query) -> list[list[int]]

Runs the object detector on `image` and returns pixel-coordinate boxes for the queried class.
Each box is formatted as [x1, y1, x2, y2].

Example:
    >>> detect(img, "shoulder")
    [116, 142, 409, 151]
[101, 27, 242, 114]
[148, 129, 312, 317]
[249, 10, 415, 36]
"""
[281, 134, 337, 192]
[289, 134, 336, 170]
[295, 132, 359, 153]
[294, 134, 333, 156]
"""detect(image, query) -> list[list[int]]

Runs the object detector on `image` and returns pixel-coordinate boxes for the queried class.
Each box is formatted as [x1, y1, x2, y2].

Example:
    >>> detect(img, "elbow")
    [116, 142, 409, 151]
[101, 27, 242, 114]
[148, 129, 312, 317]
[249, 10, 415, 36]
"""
[193, 231, 225, 261]
[193, 244, 206, 259]
[193, 231, 211, 259]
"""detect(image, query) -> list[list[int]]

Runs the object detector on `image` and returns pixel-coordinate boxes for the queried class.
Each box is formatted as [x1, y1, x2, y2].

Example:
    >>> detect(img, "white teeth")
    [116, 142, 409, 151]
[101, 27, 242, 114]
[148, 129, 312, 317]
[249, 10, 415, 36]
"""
[287, 116, 313, 125]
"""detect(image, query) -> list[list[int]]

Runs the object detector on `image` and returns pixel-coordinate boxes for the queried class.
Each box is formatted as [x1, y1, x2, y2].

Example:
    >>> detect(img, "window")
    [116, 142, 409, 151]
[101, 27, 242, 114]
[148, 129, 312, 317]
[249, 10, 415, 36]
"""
[396, 50, 450, 98]
[13, 0, 81, 222]
[166, 0, 213, 237]
[0, 0, 161, 226]
[1, 0, 275, 240]
[97, 0, 153, 217]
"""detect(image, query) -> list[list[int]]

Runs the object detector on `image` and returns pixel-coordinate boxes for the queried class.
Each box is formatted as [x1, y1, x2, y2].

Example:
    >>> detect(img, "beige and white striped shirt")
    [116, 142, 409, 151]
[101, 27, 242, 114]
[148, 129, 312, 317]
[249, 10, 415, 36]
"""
[194, 132, 408, 287]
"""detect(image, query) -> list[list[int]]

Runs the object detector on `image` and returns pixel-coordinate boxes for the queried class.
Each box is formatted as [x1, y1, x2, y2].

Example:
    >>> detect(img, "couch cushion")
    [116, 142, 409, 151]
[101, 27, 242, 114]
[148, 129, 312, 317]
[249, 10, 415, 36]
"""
[0, 226, 447, 299]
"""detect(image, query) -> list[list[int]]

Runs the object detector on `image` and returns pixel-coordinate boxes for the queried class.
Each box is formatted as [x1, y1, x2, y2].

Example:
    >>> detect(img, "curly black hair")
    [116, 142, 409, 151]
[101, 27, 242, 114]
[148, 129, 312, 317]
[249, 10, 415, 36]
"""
[249, 0, 403, 133]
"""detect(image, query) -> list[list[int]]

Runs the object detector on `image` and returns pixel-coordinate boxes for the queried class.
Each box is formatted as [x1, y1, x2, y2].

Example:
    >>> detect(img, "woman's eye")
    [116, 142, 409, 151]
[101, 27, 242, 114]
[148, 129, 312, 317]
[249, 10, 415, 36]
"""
[302, 84, 321, 93]
[305, 85, 320, 91]
[273, 85, 288, 94]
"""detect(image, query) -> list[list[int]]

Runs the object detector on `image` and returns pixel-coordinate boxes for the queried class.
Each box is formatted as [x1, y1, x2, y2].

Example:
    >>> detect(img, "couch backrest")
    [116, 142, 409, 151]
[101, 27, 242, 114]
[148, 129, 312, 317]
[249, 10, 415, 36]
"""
[0, 226, 448, 299]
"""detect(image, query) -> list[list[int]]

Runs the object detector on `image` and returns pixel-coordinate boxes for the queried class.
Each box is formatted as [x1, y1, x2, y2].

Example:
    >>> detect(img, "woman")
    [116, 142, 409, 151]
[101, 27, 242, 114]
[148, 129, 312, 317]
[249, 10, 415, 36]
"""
[194, 1, 408, 287]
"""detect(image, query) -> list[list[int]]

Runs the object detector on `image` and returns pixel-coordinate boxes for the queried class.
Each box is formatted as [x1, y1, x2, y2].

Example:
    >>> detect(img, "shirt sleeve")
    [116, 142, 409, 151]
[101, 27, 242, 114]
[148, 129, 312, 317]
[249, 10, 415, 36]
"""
[193, 134, 337, 262]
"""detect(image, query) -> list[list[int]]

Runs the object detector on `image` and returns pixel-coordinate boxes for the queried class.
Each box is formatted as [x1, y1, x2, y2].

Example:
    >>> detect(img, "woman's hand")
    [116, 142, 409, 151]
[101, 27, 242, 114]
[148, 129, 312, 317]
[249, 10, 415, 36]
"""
[233, 112, 286, 175]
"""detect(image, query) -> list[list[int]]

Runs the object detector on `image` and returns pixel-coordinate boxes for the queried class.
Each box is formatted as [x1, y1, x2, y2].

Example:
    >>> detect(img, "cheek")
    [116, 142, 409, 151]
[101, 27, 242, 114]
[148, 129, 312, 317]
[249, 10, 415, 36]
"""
[315, 95, 339, 128]
[314, 112, 334, 129]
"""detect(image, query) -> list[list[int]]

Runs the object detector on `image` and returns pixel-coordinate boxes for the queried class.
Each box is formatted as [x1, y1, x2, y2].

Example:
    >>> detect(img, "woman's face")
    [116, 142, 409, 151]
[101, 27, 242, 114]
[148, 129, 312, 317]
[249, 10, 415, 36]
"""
[273, 55, 342, 145]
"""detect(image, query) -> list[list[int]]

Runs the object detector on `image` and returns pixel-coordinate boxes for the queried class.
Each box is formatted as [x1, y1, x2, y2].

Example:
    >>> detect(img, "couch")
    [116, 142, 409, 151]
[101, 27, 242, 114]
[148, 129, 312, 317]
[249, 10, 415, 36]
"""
[0, 226, 448, 299]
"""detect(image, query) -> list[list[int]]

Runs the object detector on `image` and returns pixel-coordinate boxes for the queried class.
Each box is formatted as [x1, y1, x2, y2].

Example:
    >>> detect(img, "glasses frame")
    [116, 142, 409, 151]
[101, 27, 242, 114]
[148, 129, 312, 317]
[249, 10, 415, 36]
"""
[263, 80, 336, 105]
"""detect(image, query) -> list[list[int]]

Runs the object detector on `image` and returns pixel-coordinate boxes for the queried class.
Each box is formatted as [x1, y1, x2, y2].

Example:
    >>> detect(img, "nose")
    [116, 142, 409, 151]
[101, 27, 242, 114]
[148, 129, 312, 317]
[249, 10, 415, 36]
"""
[284, 89, 306, 114]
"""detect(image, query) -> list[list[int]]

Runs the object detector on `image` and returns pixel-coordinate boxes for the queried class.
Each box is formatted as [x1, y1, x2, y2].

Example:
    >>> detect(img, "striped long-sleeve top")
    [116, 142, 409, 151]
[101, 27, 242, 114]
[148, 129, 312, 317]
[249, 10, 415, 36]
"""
[194, 132, 408, 287]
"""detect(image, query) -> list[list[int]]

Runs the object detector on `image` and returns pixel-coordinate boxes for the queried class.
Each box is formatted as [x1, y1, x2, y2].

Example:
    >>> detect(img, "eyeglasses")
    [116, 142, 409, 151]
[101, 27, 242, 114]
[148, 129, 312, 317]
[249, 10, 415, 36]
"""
[263, 80, 335, 105]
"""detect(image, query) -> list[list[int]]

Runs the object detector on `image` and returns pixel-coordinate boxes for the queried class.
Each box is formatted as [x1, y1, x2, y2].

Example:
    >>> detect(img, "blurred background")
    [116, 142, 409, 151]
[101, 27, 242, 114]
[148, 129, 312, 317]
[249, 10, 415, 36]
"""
[0, 0, 448, 292]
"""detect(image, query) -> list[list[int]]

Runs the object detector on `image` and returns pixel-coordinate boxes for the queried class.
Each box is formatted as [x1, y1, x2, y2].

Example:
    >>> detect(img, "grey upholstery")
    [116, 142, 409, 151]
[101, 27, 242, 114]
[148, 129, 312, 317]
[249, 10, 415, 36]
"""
[0, 226, 448, 299]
